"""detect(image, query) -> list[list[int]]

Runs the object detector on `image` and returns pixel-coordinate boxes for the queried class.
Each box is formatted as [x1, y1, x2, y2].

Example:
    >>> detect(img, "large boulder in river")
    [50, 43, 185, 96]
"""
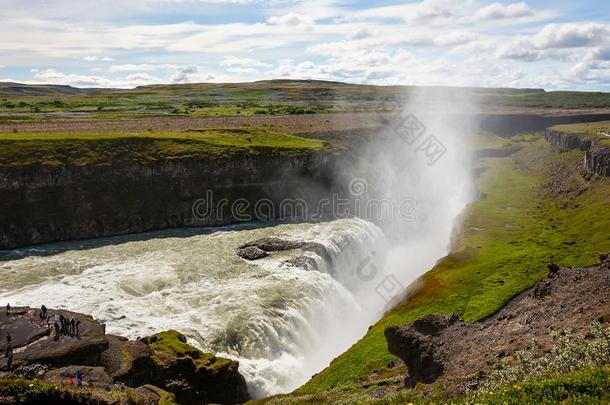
[236, 246, 269, 260]
[237, 237, 330, 262]
[135, 330, 249, 405]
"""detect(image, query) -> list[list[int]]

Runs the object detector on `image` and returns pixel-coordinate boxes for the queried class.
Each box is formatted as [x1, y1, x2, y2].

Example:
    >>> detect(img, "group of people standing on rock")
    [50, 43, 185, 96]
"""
[2, 303, 84, 371]
[53, 313, 81, 339]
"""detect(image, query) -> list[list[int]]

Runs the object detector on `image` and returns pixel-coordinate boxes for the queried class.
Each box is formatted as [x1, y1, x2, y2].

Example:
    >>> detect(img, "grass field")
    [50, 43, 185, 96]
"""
[2, 80, 610, 120]
[0, 127, 325, 166]
[269, 133, 610, 403]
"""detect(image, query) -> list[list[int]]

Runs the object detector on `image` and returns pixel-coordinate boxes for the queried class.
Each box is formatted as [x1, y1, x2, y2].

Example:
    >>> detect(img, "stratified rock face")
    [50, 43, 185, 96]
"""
[545, 129, 610, 176]
[0, 152, 341, 249]
[137, 330, 249, 405]
[384, 264, 610, 394]
[587, 143, 610, 176]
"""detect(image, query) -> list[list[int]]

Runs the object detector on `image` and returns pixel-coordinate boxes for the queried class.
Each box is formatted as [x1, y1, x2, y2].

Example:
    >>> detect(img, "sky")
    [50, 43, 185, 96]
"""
[1, 0, 610, 90]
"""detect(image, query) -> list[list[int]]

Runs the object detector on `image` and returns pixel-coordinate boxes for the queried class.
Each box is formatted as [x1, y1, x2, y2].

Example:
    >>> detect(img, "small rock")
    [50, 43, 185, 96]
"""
[465, 380, 478, 391]
[236, 246, 269, 261]
[547, 263, 560, 277]
[599, 252, 609, 264]
[283, 255, 318, 270]
[13, 363, 48, 379]
[532, 281, 552, 299]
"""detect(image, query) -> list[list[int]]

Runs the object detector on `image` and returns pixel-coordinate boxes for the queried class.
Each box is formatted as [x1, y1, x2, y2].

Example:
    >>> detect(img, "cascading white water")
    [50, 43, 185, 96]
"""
[0, 218, 388, 398]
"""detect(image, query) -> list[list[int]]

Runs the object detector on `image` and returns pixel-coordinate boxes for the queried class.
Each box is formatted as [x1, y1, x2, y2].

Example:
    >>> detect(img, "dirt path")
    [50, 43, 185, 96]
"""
[0, 112, 381, 136]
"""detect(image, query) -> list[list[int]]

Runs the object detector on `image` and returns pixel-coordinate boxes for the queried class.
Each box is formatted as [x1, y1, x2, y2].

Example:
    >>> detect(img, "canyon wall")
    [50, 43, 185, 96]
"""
[0, 152, 346, 249]
[545, 129, 610, 177]
[2, 113, 609, 250]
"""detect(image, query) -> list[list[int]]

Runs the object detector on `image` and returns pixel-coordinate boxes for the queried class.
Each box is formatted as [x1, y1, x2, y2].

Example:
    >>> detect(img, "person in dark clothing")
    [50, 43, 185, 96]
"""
[5, 303, 9, 316]
[6, 333, 11, 345]
[6, 349, 13, 370]
[40, 305, 47, 319]
[53, 322, 60, 341]
[70, 318, 75, 336]
[59, 315, 65, 334]
[76, 370, 83, 387]
[75, 320, 81, 337]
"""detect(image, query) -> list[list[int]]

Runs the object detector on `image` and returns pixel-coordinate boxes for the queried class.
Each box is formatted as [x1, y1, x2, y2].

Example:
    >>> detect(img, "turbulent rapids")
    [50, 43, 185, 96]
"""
[0, 218, 390, 397]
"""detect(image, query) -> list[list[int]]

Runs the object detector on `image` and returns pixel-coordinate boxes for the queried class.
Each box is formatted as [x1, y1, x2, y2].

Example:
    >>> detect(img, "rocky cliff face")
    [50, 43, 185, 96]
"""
[385, 260, 610, 394]
[0, 307, 248, 404]
[0, 152, 344, 249]
[545, 129, 610, 176]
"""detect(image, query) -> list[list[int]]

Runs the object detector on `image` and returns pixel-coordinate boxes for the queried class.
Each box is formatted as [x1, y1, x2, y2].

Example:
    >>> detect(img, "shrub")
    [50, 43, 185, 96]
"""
[481, 323, 610, 391]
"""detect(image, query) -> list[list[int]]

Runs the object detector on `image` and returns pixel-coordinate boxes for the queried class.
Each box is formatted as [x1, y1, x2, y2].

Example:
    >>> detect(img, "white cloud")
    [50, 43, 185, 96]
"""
[1, 0, 610, 90]
[107, 64, 179, 72]
[533, 23, 610, 49]
[473, 2, 534, 21]
[32, 68, 162, 88]
[340, 0, 463, 25]
[348, 28, 374, 40]
[267, 12, 314, 27]
[83, 55, 114, 62]
[171, 65, 201, 83]
[220, 56, 272, 68]
[591, 46, 610, 61]
[495, 22, 610, 62]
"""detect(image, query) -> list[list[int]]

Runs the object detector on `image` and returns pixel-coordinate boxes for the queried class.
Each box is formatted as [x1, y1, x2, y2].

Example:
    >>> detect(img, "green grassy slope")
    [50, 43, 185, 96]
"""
[0, 127, 325, 167]
[290, 134, 610, 400]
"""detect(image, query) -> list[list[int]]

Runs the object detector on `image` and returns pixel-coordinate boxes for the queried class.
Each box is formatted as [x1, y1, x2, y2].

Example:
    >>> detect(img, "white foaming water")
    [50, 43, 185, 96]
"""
[0, 218, 387, 398]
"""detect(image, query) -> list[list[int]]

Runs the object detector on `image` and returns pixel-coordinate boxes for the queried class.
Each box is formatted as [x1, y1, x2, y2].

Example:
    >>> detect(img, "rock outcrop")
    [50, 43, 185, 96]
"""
[545, 129, 610, 176]
[0, 308, 249, 404]
[135, 331, 248, 405]
[385, 263, 610, 393]
[385, 315, 462, 387]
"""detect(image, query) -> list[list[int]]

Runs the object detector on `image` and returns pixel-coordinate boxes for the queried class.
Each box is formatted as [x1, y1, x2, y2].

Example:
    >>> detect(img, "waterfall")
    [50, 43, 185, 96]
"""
[0, 218, 388, 398]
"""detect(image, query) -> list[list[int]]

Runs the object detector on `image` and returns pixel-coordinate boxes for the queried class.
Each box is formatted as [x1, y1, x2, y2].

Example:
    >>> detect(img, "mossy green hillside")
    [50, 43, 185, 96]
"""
[0, 127, 325, 167]
[257, 365, 610, 405]
[295, 135, 610, 396]
[141, 330, 233, 372]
